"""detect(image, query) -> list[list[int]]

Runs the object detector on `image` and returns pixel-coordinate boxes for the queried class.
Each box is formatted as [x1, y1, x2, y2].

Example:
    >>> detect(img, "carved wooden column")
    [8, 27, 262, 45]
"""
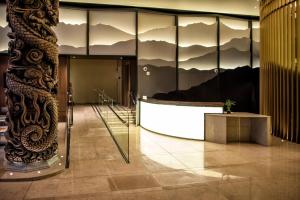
[5, 0, 59, 166]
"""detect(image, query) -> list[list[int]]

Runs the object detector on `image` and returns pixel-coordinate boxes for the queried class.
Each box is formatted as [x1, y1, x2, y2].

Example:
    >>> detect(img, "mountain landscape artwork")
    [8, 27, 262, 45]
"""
[89, 11, 136, 55]
[53, 8, 87, 55]
[0, 5, 10, 53]
[178, 17, 218, 90]
[138, 13, 176, 97]
[220, 19, 251, 70]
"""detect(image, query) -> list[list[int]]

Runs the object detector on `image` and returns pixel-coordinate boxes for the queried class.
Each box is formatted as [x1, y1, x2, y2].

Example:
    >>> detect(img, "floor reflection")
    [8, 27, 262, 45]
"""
[0, 105, 300, 200]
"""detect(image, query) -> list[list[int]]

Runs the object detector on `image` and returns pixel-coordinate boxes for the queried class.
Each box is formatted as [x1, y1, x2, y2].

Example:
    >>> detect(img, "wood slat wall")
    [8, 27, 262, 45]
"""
[260, 0, 300, 143]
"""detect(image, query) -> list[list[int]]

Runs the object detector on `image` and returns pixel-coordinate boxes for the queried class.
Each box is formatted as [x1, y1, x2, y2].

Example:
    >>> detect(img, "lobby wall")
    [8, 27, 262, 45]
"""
[0, 3, 260, 112]
[260, 0, 300, 143]
[70, 58, 119, 104]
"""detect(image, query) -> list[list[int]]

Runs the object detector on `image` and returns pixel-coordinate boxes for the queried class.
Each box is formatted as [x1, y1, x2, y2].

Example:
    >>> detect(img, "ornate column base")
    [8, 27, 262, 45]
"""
[4, 155, 60, 172]
[0, 155, 64, 182]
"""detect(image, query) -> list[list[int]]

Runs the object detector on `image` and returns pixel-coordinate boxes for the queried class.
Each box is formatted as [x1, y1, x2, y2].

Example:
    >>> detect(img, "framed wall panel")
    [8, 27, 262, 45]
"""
[178, 16, 217, 90]
[138, 13, 176, 97]
[220, 18, 250, 70]
[0, 5, 10, 53]
[89, 11, 136, 55]
[252, 21, 260, 68]
[53, 8, 87, 55]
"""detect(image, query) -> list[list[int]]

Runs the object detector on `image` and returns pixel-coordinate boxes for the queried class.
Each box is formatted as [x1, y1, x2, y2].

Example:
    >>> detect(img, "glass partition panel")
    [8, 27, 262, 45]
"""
[94, 89, 129, 162]
[252, 21, 260, 68]
[54, 8, 87, 55]
[89, 10, 136, 55]
[138, 13, 176, 97]
[178, 16, 218, 90]
[220, 18, 250, 70]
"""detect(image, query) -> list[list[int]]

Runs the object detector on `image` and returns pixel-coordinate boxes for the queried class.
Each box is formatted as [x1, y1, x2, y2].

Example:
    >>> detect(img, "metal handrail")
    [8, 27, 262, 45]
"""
[65, 92, 73, 169]
[95, 89, 129, 125]
[129, 91, 136, 107]
[108, 104, 129, 126]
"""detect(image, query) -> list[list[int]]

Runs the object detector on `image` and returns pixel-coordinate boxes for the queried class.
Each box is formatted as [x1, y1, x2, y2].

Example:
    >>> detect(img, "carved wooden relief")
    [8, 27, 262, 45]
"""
[5, 0, 59, 163]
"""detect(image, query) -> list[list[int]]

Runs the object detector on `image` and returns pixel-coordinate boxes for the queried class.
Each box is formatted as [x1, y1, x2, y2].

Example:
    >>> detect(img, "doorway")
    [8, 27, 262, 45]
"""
[70, 56, 137, 106]
[118, 57, 137, 107]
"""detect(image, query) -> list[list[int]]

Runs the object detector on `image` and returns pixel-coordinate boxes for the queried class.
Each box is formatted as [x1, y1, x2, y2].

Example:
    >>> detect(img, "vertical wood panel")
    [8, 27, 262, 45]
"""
[296, 0, 300, 142]
[260, 0, 300, 143]
[57, 56, 69, 122]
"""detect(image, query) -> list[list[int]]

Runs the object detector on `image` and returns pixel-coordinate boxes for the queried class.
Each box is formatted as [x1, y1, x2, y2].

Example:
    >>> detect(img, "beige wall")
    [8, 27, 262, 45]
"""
[70, 58, 119, 104]
[60, 0, 259, 16]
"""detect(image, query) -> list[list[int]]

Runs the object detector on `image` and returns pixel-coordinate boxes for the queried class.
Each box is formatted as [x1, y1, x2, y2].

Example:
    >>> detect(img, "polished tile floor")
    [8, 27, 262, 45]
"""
[1, 105, 300, 200]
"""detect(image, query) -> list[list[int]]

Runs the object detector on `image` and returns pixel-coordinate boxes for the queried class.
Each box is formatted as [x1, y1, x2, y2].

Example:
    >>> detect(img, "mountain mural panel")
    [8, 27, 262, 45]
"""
[138, 13, 176, 97]
[220, 18, 250, 69]
[53, 8, 87, 55]
[89, 11, 136, 55]
[178, 16, 217, 90]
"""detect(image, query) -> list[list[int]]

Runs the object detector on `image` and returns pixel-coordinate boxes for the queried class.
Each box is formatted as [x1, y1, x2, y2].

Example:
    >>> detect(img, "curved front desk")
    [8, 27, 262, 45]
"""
[139, 99, 224, 140]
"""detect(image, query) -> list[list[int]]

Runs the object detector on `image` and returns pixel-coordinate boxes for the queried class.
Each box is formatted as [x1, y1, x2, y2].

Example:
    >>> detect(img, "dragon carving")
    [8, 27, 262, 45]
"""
[5, 0, 59, 163]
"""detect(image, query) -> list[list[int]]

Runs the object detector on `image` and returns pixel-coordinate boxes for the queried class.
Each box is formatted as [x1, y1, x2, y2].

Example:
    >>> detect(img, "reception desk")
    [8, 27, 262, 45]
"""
[139, 99, 223, 140]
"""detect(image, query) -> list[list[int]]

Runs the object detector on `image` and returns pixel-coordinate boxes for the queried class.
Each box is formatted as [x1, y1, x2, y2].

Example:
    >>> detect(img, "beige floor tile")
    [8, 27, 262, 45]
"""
[25, 176, 110, 199]
[108, 174, 160, 191]
[142, 155, 187, 172]
[153, 170, 220, 187]
[0, 182, 32, 200]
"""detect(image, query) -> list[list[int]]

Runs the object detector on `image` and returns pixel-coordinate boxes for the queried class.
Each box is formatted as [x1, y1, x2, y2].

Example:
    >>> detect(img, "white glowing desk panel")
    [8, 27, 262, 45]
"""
[140, 99, 223, 140]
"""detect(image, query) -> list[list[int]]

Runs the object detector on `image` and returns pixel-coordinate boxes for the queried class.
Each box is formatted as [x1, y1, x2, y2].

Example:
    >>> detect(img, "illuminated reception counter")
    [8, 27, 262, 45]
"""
[139, 99, 223, 140]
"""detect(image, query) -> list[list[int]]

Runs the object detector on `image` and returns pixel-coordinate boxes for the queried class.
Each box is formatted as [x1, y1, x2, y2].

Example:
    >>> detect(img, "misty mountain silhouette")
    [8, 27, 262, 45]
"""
[153, 66, 259, 113]
[139, 26, 176, 44]
[220, 22, 250, 44]
[179, 22, 217, 47]
[59, 45, 86, 55]
[220, 37, 250, 51]
[138, 40, 176, 61]
[220, 48, 250, 69]
[253, 41, 260, 55]
[139, 59, 175, 67]
[54, 22, 86, 48]
[179, 45, 216, 61]
[178, 68, 218, 90]
[90, 39, 135, 55]
[252, 28, 260, 42]
[90, 23, 135, 45]
[179, 51, 217, 70]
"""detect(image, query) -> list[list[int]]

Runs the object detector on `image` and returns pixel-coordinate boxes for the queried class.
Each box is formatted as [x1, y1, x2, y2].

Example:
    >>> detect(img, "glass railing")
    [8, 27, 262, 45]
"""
[93, 89, 130, 163]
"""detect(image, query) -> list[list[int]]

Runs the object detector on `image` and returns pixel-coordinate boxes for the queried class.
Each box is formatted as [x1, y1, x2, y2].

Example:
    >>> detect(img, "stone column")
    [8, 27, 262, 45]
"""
[5, 0, 59, 167]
